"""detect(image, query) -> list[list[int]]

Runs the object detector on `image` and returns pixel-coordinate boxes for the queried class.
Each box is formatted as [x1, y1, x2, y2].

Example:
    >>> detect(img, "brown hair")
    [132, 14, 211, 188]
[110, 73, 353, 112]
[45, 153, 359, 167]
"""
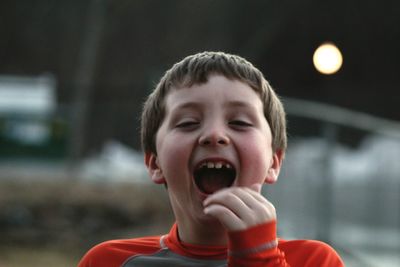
[141, 51, 287, 154]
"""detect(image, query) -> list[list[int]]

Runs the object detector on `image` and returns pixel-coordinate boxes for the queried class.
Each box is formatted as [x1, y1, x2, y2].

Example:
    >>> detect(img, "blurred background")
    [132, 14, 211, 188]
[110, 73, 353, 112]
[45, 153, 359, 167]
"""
[0, 0, 399, 266]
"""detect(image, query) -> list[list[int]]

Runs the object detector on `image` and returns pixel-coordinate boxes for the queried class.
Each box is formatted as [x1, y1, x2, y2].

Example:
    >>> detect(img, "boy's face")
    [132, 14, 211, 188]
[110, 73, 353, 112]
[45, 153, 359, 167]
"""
[145, 75, 283, 224]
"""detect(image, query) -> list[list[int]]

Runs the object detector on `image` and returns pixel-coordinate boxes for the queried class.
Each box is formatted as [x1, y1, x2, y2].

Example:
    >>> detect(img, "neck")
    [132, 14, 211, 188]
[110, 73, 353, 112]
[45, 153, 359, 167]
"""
[176, 215, 228, 246]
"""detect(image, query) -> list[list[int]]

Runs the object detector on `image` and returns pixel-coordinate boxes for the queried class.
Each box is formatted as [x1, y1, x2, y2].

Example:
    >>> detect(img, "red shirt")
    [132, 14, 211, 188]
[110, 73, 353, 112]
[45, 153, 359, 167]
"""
[78, 221, 344, 267]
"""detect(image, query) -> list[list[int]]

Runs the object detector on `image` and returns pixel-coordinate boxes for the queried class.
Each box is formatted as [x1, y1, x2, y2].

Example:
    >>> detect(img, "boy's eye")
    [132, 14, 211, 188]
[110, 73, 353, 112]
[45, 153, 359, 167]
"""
[229, 120, 252, 127]
[175, 121, 199, 129]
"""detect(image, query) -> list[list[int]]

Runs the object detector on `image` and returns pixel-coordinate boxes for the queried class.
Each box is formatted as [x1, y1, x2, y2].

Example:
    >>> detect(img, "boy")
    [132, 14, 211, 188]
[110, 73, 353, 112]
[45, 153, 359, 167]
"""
[78, 51, 344, 266]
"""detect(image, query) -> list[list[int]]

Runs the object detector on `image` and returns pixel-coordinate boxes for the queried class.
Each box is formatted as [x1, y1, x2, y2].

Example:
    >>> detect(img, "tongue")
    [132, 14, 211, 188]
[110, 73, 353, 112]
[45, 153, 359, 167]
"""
[198, 170, 233, 194]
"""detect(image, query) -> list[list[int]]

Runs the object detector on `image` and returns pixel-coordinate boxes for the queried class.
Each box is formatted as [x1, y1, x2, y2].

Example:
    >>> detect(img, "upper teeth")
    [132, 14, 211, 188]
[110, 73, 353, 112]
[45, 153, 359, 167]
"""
[200, 161, 231, 169]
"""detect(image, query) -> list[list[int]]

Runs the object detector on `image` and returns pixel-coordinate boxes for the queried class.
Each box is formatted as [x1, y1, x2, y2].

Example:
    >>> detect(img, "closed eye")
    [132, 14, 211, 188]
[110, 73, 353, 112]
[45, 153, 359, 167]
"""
[176, 121, 199, 129]
[229, 120, 253, 127]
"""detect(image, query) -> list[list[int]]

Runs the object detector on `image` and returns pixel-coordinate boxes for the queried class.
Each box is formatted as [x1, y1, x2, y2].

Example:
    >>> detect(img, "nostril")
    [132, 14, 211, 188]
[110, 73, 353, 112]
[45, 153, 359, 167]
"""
[217, 135, 230, 145]
[199, 138, 211, 146]
[202, 140, 211, 145]
[218, 139, 227, 145]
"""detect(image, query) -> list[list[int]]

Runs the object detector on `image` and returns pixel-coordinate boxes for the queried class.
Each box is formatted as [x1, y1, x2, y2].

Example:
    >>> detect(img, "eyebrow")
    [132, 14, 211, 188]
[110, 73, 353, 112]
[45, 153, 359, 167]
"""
[173, 100, 255, 110]
[169, 102, 203, 114]
[224, 100, 255, 109]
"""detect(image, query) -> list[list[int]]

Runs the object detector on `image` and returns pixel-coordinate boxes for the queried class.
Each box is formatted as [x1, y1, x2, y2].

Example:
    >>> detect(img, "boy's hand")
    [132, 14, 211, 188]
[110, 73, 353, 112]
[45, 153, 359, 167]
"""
[203, 184, 276, 231]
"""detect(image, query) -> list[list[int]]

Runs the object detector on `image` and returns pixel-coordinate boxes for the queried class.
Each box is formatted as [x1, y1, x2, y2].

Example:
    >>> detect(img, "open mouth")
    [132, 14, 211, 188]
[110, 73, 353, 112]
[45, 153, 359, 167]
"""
[193, 161, 236, 195]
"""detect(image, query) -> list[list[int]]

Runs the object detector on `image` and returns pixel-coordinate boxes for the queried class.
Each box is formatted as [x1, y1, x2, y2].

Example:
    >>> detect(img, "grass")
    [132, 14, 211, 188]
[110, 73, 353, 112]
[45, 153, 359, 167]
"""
[0, 246, 81, 267]
[0, 179, 174, 267]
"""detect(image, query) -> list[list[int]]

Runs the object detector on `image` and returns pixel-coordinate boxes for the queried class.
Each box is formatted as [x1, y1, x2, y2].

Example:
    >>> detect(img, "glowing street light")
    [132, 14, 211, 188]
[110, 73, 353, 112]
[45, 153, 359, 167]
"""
[313, 42, 343, 75]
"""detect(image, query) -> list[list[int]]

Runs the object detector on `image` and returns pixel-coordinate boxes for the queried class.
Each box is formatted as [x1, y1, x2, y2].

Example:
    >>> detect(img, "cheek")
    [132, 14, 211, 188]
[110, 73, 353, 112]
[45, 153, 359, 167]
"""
[157, 133, 192, 177]
[239, 134, 272, 183]
[243, 148, 269, 182]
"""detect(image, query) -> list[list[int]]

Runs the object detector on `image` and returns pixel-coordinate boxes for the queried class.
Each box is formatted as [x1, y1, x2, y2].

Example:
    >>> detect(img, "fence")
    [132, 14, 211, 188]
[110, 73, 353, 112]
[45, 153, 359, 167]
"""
[264, 97, 400, 267]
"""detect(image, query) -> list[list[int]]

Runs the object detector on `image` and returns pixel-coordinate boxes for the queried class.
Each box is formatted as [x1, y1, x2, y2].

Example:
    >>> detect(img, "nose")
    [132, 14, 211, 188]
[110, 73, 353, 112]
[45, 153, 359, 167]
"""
[198, 128, 230, 146]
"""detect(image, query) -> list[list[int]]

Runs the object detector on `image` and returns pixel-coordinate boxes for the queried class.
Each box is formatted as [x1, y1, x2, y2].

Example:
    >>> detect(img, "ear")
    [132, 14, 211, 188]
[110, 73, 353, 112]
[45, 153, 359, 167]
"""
[144, 152, 166, 184]
[264, 149, 284, 184]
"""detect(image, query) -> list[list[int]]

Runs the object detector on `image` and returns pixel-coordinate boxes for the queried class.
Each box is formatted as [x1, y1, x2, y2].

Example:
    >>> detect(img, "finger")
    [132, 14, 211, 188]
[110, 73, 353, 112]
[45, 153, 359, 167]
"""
[229, 187, 276, 223]
[204, 204, 246, 231]
[204, 190, 253, 221]
[203, 187, 226, 205]
[242, 187, 271, 205]
[204, 187, 276, 227]
[204, 188, 265, 225]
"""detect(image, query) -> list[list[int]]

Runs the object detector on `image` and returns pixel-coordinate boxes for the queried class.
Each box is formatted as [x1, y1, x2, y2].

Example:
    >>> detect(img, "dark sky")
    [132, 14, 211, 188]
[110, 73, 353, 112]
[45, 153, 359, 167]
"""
[1, 0, 399, 152]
